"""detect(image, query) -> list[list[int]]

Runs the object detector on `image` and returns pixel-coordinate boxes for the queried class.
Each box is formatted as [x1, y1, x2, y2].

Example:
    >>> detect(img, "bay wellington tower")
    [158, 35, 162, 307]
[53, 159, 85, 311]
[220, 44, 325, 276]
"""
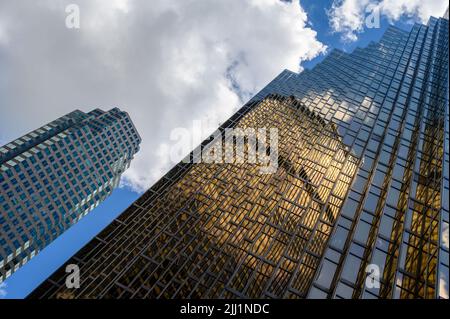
[0, 108, 141, 282]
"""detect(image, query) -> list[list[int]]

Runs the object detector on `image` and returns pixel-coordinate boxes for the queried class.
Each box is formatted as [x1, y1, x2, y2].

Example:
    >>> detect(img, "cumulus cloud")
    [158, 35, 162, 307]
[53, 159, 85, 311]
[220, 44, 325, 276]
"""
[0, 0, 326, 192]
[328, 0, 448, 42]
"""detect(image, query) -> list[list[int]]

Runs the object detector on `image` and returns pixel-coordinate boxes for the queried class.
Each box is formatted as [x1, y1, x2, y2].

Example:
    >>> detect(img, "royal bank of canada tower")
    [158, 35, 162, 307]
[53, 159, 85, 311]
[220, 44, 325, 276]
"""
[31, 13, 448, 299]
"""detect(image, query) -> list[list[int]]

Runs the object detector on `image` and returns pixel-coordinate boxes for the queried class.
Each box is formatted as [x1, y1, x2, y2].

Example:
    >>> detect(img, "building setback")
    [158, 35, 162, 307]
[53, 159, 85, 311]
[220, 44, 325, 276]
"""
[0, 108, 141, 282]
[30, 15, 448, 299]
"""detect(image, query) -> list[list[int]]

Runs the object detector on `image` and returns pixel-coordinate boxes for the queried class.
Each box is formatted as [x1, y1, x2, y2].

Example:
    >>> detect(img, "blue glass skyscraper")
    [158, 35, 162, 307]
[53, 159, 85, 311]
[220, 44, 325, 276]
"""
[0, 108, 141, 282]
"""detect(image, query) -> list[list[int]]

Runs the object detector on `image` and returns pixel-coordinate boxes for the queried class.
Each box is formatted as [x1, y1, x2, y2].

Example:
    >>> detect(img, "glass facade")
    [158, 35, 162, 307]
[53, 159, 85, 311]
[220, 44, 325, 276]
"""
[0, 108, 141, 282]
[30, 16, 448, 299]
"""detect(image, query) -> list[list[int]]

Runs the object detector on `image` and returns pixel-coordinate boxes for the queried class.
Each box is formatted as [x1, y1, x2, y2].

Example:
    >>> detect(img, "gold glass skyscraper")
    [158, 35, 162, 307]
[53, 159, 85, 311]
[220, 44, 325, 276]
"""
[30, 14, 448, 299]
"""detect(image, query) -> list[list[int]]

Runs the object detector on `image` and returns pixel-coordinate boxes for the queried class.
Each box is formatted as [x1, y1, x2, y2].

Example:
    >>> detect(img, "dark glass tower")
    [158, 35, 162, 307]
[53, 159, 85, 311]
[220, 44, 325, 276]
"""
[0, 108, 141, 283]
[30, 15, 448, 299]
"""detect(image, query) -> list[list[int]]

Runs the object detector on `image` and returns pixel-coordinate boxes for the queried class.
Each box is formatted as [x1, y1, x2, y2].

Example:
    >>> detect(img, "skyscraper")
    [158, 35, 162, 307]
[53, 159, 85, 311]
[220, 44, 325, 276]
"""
[0, 108, 141, 283]
[30, 15, 448, 299]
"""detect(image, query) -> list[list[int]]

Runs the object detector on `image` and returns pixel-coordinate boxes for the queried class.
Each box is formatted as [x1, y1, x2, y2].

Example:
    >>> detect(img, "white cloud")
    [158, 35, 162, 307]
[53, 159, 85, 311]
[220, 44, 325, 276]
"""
[0, 25, 8, 46]
[328, 0, 448, 42]
[0, 0, 326, 193]
[328, 0, 371, 42]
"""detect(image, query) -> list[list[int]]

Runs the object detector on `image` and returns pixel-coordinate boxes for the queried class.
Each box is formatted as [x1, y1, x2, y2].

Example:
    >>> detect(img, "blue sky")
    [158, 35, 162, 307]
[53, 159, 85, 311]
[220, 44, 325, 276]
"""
[300, 0, 418, 69]
[1, 0, 447, 298]
[3, 188, 140, 298]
